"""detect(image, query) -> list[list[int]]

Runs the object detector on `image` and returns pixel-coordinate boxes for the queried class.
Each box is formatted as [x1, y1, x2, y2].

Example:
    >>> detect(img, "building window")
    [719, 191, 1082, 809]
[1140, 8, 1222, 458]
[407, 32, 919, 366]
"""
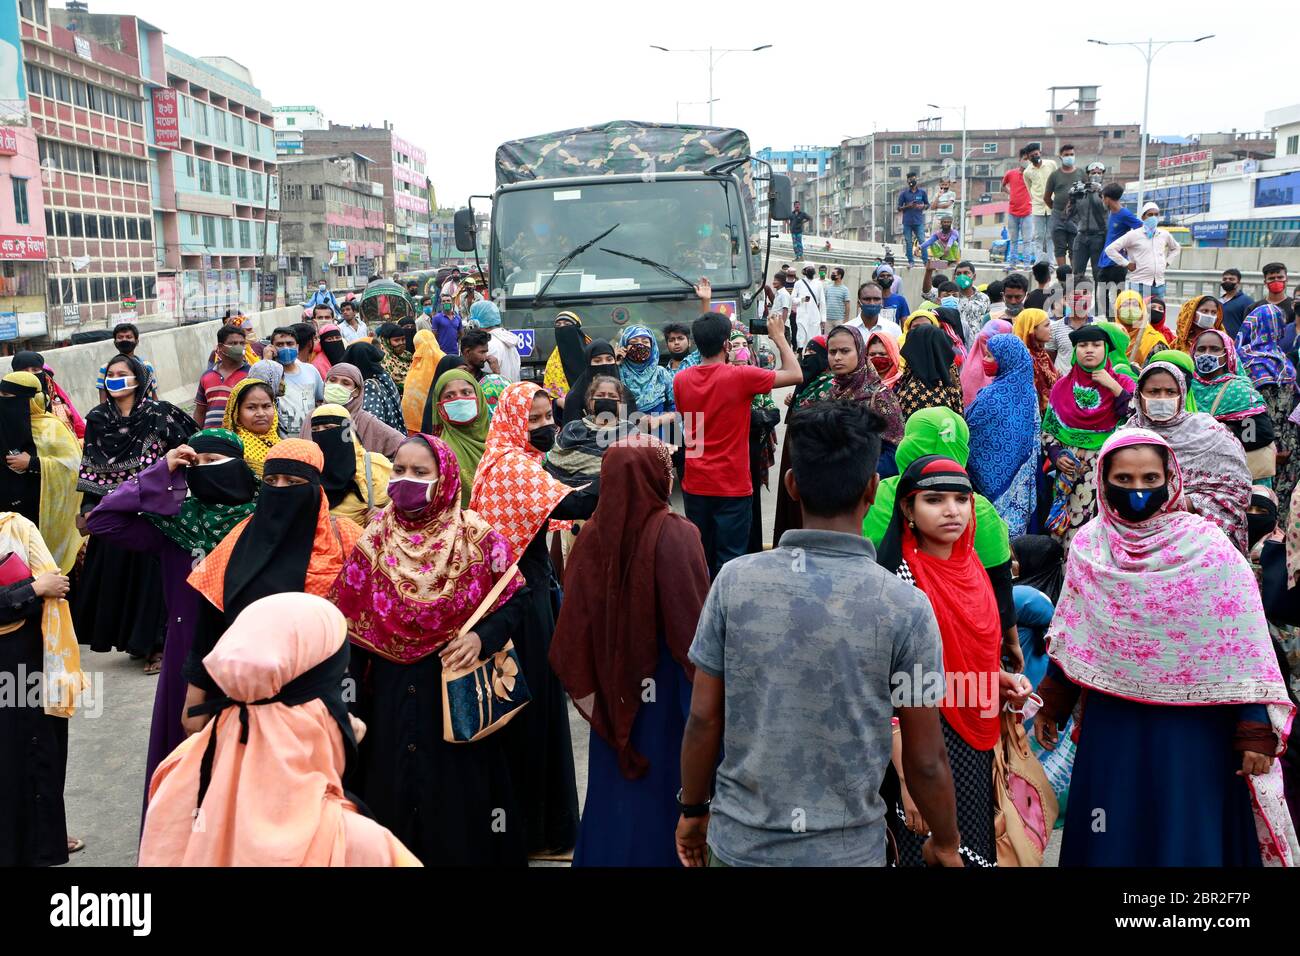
[114, 217, 126, 239]
[1113, 130, 1123, 138]
[983, 142, 997, 154]
[889, 143, 902, 156]
[130, 99, 142, 124]
[87, 84, 100, 112]
[253, 173, 263, 201]
[236, 168, 247, 198]
[189, 213, 199, 234]
[85, 214, 98, 238]
[940, 143, 954, 155]
[91, 278, 104, 303]
[55, 74, 70, 103]
[69, 212, 83, 237]
[909, 144, 922, 156]
[202, 216, 216, 246]
[286, 117, 296, 126]
[198, 160, 212, 192]
[311, 184, 324, 201]
[11, 178, 28, 225]
[181, 95, 190, 118]
[218, 165, 230, 195]
[222, 218, 234, 246]
[99, 215, 111, 237]
[105, 277, 118, 302]
[1289, 134, 1300, 156]
[214, 110, 227, 141]
[196, 104, 209, 136]
[73, 80, 87, 108]
[239, 219, 250, 247]
[186, 154, 195, 178]
[127, 219, 139, 240]
[140, 218, 152, 241]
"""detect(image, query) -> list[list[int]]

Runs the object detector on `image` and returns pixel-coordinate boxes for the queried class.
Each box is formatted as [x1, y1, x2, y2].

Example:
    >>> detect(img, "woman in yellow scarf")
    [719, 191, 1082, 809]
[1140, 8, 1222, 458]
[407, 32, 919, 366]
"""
[1172, 294, 1224, 355]
[307, 404, 392, 525]
[222, 378, 280, 477]
[0, 372, 82, 575]
[543, 311, 589, 400]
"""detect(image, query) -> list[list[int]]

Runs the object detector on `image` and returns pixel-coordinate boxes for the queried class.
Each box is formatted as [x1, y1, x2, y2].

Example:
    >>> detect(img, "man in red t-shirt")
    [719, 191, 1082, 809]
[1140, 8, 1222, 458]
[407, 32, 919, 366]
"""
[1000, 147, 1035, 270]
[674, 282, 803, 577]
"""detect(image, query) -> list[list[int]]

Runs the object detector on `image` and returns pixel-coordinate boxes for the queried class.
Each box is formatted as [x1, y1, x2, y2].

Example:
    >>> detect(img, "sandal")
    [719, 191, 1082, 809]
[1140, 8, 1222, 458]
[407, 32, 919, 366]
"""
[143, 654, 163, 676]
[67, 837, 85, 854]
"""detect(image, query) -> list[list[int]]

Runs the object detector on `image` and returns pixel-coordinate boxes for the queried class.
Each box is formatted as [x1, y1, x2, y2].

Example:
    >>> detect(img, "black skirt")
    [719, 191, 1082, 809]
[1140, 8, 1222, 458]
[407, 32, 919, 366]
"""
[0, 615, 69, 866]
[73, 535, 167, 657]
[348, 645, 527, 867]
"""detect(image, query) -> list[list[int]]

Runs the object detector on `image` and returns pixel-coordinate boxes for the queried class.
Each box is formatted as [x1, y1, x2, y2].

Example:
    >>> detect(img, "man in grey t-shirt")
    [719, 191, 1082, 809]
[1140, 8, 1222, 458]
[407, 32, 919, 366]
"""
[676, 402, 961, 867]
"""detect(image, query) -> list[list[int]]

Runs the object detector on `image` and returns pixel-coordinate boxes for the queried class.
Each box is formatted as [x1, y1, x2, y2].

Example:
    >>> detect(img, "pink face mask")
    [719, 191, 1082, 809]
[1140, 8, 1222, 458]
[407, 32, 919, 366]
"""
[733, 347, 751, 364]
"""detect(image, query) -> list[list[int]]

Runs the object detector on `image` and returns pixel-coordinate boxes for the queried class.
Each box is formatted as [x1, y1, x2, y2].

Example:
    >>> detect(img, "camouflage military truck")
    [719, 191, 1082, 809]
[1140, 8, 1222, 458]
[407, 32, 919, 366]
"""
[454, 120, 789, 377]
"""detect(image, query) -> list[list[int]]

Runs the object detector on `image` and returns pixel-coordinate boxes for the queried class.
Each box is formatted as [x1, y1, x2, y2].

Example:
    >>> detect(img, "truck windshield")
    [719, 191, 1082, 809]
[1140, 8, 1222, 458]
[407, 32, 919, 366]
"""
[493, 178, 749, 299]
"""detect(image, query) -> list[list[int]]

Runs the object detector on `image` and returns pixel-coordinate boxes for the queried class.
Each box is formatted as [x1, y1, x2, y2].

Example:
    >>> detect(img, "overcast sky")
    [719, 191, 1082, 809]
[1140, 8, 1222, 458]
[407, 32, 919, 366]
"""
[120, 0, 1283, 205]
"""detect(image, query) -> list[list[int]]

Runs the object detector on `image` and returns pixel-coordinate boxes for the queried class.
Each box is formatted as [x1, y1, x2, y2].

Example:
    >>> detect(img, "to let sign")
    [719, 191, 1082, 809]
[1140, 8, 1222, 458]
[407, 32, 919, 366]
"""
[0, 235, 47, 260]
[0, 129, 18, 156]
[152, 89, 180, 150]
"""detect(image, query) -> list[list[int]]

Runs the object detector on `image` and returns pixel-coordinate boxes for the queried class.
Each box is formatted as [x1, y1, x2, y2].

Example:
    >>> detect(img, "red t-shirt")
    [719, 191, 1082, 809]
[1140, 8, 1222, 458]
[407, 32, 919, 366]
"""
[1001, 169, 1031, 218]
[674, 362, 776, 498]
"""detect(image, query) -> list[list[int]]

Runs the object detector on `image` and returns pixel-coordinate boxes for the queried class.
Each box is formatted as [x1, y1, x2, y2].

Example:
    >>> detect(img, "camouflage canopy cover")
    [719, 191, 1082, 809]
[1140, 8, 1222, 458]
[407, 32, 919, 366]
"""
[495, 120, 753, 201]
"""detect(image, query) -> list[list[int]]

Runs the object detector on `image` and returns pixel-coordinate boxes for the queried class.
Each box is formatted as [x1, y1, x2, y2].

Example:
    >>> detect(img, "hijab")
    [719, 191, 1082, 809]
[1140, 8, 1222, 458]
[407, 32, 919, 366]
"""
[344, 342, 404, 433]
[1188, 328, 1267, 422]
[1010, 534, 1064, 605]
[1236, 303, 1296, 389]
[877, 455, 1002, 751]
[469, 382, 575, 556]
[1128, 361, 1252, 552]
[299, 363, 405, 460]
[821, 325, 905, 444]
[331, 435, 525, 664]
[1173, 294, 1224, 354]
[311, 405, 368, 509]
[1094, 321, 1139, 380]
[965, 334, 1040, 502]
[139, 593, 419, 867]
[222, 377, 281, 477]
[963, 317, 1015, 407]
[376, 322, 413, 389]
[865, 330, 902, 389]
[1048, 429, 1297, 865]
[562, 339, 617, 426]
[789, 335, 830, 411]
[617, 324, 674, 414]
[187, 440, 363, 621]
[429, 369, 489, 506]
[550, 437, 709, 780]
[147, 428, 258, 557]
[898, 322, 955, 387]
[1011, 309, 1057, 411]
[1043, 325, 1135, 450]
[543, 311, 589, 398]
[479, 374, 509, 420]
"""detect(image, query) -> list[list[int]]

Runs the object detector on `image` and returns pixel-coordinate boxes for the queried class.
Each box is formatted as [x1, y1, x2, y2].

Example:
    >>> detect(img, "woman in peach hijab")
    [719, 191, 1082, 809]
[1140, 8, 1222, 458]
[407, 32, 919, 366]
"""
[140, 593, 419, 866]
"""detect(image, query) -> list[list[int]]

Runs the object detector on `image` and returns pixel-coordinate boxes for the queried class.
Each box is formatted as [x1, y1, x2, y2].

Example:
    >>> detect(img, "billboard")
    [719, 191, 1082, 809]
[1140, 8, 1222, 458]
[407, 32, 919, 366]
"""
[1157, 149, 1212, 170]
[152, 88, 180, 150]
[0, 0, 27, 125]
[1256, 171, 1300, 209]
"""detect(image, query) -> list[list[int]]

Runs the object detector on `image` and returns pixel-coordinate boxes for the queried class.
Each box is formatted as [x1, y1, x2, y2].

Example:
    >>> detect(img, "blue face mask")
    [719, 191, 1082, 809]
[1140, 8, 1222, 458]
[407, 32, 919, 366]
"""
[860, 303, 883, 318]
[422, 306, 433, 315]
[940, 296, 959, 310]
[276, 347, 298, 365]
[1143, 216, 1159, 237]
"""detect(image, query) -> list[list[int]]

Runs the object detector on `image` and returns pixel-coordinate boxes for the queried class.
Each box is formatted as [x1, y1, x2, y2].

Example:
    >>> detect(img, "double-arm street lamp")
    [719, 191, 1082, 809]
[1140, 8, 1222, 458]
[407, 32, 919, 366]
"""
[650, 44, 773, 126]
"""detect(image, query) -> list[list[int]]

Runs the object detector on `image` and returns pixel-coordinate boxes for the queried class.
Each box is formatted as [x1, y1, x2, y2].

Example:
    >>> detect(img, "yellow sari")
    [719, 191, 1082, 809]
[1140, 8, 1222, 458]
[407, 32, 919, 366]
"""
[400, 328, 445, 435]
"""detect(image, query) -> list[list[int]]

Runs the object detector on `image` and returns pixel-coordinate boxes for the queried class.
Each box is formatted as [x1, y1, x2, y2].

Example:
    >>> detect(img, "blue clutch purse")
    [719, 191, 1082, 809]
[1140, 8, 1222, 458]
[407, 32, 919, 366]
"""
[441, 563, 531, 743]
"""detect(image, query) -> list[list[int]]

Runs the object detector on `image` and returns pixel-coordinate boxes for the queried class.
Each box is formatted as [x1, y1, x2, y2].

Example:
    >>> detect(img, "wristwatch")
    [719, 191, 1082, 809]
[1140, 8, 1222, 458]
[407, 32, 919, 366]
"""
[676, 788, 711, 818]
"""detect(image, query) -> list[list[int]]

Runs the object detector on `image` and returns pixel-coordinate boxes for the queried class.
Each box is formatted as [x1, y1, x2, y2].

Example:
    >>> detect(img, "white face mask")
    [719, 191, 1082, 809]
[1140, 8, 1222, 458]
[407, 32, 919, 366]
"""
[1144, 397, 1179, 422]
[1194, 311, 1218, 329]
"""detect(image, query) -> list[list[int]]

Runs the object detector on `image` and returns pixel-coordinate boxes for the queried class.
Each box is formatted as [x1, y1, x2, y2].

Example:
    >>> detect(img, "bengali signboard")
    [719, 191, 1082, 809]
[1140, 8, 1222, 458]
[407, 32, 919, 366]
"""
[152, 88, 180, 150]
[0, 127, 18, 156]
[1157, 149, 1213, 170]
[259, 272, 277, 306]
[0, 235, 46, 260]
[0, 313, 17, 341]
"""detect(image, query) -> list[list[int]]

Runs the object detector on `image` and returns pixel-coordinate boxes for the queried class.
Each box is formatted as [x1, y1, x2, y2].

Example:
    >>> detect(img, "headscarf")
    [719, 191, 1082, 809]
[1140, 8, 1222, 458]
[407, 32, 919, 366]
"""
[309, 404, 392, 523]
[1112, 288, 1146, 357]
[550, 437, 709, 779]
[562, 339, 617, 426]
[1132, 295, 1174, 366]
[0, 512, 86, 716]
[298, 363, 404, 459]
[469, 382, 575, 556]
[434, 354, 467, 382]
[1048, 429, 1297, 866]
[221, 377, 281, 477]
[1237, 303, 1296, 389]
[898, 322, 955, 387]
[1010, 534, 1064, 605]
[933, 306, 969, 362]
[965, 335, 1040, 502]
[0, 372, 82, 573]
[813, 325, 905, 444]
[1188, 328, 1267, 422]
[469, 299, 501, 329]
[865, 330, 902, 389]
[789, 335, 830, 410]
[862, 407, 1012, 569]
[1011, 309, 1057, 412]
[1128, 361, 1252, 552]
[963, 317, 1015, 407]
[1173, 294, 1224, 354]
[331, 435, 524, 664]
[376, 322, 413, 390]
[139, 593, 419, 867]
[543, 311, 588, 399]
[319, 325, 347, 366]
[15, 353, 84, 440]
[429, 369, 489, 506]
[479, 374, 509, 420]
[344, 342, 404, 433]
[617, 325, 674, 415]
[78, 356, 194, 496]
[146, 428, 258, 558]
[897, 309, 938, 350]
[1151, 348, 1199, 412]
[187, 440, 362, 620]
[877, 455, 1002, 751]
[1043, 325, 1136, 450]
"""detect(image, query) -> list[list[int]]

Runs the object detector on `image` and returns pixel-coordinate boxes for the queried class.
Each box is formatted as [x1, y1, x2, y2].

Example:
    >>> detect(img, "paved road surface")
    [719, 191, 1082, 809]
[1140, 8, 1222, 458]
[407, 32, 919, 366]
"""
[64, 386, 1061, 866]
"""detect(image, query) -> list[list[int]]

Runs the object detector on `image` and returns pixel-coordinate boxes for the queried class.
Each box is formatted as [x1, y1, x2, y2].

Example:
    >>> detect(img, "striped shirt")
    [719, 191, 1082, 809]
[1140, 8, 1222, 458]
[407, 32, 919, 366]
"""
[194, 364, 250, 428]
[823, 283, 851, 328]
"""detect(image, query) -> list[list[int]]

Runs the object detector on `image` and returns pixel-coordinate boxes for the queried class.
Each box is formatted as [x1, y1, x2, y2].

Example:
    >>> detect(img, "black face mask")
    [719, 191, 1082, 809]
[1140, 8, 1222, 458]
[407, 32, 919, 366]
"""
[1247, 494, 1279, 549]
[1221, 281, 1238, 294]
[187, 458, 258, 506]
[312, 424, 360, 507]
[321, 338, 346, 365]
[528, 424, 557, 453]
[591, 398, 621, 421]
[1104, 482, 1169, 523]
[115, 339, 137, 355]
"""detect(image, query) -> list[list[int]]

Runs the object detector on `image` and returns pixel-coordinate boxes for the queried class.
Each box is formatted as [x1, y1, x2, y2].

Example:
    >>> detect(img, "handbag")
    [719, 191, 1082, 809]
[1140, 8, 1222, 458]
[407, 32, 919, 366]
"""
[440, 562, 531, 744]
[992, 710, 1059, 867]
[0, 550, 33, 587]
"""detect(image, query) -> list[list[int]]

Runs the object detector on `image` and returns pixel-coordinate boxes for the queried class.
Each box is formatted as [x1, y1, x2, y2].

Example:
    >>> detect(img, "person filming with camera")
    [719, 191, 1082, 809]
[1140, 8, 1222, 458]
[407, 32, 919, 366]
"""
[1065, 161, 1109, 278]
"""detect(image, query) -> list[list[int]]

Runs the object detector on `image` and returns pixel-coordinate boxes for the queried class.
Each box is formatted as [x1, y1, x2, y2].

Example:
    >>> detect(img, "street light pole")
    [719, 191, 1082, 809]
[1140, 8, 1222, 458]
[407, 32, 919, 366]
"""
[650, 44, 773, 125]
[676, 98, 719, 122]
[928, 102, 969, 249]
[1087, 35, 1215, 210]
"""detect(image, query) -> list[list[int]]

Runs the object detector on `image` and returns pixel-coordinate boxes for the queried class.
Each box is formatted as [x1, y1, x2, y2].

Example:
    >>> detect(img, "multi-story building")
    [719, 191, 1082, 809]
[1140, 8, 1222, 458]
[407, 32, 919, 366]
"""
[22, 1, 163, 337]
[754, 146, 834, 229]
[278, 152, 384, 291]
[273, 104, 326, 156]
[150, 48, 277, 320]
[301, 122, 431, 272]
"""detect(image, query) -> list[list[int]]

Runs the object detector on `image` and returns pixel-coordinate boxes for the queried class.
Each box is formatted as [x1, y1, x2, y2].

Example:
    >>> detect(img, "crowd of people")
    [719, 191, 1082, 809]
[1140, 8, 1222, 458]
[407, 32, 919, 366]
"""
[1, 239, 1299, 869]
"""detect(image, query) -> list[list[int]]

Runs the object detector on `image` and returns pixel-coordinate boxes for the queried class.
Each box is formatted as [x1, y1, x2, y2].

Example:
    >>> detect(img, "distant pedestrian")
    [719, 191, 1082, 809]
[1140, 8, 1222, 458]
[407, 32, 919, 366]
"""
[1042, 144, 1084, 268]
[789, 201, 812, 260]
[1000, 150, 1034, 270]
[823, 266, 851, 329]
[897, 173, 929, 268]
[1104, 201, 1180, 299]
[1096, 182, 1142, 317]
[1021, 142, 1058, 265]
[1067, 161, 1109, 277]
[1219, 268, 1255, 341]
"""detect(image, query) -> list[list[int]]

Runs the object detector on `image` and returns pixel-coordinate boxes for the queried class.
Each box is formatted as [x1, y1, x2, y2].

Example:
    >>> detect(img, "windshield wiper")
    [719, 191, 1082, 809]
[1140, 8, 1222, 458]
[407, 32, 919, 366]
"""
[531, 223, 620, 307]
[598, 247, 697, 293]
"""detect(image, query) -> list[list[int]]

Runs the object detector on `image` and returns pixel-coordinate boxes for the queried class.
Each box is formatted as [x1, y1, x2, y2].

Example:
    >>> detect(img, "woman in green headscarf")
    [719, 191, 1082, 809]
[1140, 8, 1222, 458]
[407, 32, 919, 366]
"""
[428, 368, 489, 506]
[1095, 321, 1139, 379]
[863, 406, 1020, 661]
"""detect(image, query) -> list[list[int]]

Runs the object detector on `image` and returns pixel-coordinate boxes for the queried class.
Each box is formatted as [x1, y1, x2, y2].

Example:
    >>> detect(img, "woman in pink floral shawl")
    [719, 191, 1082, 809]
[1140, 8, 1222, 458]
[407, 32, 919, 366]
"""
[1035, 428, 1298, 866]
[329, 433, 530, 866]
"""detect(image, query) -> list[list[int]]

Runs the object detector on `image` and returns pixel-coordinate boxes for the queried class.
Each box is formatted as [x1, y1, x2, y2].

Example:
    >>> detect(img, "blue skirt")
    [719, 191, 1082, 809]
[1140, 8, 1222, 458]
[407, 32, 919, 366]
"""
[573, 643, 691, 867]
[1060, 692, 1263, 867]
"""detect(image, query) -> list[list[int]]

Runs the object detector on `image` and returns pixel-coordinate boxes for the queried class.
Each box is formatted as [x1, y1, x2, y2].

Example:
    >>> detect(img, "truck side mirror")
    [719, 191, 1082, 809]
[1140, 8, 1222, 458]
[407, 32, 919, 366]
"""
[453, 208, 477, 252]
[769, 174, 793, 222]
